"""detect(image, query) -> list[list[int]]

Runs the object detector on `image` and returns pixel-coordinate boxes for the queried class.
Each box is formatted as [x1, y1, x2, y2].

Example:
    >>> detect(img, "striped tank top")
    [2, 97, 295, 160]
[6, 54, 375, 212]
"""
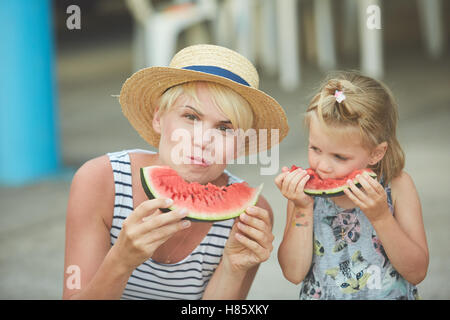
[107, 149, 244, 300]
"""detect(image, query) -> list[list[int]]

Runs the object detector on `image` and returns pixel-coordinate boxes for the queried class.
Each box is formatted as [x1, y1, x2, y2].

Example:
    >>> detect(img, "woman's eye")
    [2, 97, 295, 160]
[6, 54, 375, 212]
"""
[184, 113, 198, 121]
[217, 125, 232, 132]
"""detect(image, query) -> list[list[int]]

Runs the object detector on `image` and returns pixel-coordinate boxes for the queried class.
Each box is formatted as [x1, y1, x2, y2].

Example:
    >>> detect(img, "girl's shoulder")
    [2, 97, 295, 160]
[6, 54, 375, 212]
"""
[389, 170, 419, 210]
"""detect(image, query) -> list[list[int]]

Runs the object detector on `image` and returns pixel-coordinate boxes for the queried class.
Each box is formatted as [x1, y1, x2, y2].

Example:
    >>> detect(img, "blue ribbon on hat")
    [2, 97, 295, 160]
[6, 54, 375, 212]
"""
[182, 65, 250, 87]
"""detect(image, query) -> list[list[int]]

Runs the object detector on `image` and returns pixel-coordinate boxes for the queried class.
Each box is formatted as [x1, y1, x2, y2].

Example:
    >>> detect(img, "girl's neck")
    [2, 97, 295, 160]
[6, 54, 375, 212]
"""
[330, 194, 356, 210]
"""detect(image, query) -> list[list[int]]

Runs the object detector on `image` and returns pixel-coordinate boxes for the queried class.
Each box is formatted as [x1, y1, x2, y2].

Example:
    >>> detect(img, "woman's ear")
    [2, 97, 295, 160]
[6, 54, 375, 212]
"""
[152, 107, 162, 134]
[369, 141, 388, 165]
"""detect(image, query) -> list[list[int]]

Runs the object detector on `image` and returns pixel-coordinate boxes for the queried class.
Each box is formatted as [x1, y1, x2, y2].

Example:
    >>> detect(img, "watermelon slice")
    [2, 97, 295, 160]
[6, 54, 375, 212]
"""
[140, 166, 263, 221]
[290, 165, 377, 197]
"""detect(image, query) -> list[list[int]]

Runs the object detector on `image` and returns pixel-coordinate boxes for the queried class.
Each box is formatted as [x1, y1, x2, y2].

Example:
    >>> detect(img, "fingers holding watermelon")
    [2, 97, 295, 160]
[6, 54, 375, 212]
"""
[275, 168, 314, 210]
[344, 173, 390, 222]
[132, 198, 174, 223]
[237, 207, 273, 247]
[137, 206, 190, 235]
[234, 231, 272, 263]
[113, 198, 191, 270]
[243, 206, 272, 231]
[224, 206, 274, 271]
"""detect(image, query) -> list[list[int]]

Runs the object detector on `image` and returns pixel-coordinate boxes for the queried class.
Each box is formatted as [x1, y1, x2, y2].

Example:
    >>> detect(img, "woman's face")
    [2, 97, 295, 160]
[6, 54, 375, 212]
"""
[307, 114, 373, 180]
[153, 82, 241, 184]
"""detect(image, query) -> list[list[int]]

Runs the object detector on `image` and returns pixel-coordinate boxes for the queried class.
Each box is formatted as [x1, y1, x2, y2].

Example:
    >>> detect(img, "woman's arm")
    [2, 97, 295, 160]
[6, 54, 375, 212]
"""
[63, 155, 131, 299]
[202, 196, 274, 299]
[345, 170, 429, 285]
[63, 156, 190, 299]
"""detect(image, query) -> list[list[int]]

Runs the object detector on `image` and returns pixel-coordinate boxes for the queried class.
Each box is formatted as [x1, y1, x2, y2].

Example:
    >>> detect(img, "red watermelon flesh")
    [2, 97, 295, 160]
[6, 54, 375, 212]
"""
[140, 166, 263, 221]
[289, 165, 377, 197]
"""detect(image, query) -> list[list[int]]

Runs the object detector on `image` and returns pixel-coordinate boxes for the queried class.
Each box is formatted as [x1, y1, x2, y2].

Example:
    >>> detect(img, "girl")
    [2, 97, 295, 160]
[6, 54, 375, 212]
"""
[63, 44, 288, 300]
[275, 71, 428, 299]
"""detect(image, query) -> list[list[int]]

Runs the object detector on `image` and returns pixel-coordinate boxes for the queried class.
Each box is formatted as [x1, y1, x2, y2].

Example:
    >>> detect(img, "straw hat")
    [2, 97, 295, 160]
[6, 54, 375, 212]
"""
[119, 44, 289, 154]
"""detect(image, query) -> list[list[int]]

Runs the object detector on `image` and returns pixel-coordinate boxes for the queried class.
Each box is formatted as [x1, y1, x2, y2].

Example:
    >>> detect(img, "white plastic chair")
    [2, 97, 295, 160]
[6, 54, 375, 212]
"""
[273, 0, 337, 90]
[417, 0, 446, 59]
[126, 0, 217, 69]
[214, 0, 258, 65]
[270, 0, 446, 90]
[351, 0, 445, 79]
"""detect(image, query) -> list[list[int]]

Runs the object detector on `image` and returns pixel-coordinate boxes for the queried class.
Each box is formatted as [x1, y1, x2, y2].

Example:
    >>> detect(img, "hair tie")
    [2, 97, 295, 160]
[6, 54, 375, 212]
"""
[334, 90, 346, 103]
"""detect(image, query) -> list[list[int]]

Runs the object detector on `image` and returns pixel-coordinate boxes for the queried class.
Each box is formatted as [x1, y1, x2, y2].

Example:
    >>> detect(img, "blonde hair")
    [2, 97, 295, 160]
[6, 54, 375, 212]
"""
[304, 71, 405, 184]
[157, 81, 254, 131]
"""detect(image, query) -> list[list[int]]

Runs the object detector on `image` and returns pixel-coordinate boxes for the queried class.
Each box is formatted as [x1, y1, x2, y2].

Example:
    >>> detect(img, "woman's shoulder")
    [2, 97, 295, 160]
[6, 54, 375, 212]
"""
[73, 149, 154, 180]
[73, 155, 114, 187]
[68, 155, 116, 228]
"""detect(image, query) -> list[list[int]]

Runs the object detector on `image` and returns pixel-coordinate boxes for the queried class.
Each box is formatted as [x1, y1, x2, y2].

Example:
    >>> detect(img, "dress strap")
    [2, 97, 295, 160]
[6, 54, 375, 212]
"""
[107, 150, 134, 220]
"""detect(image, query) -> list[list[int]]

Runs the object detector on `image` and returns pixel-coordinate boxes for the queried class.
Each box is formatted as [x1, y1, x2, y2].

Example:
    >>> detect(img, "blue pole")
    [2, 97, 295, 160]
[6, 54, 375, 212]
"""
[0, 0, 61, 185]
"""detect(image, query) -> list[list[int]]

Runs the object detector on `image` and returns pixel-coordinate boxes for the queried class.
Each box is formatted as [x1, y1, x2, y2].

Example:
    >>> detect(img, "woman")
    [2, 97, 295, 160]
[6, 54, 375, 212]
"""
[63, 44, 289, 299]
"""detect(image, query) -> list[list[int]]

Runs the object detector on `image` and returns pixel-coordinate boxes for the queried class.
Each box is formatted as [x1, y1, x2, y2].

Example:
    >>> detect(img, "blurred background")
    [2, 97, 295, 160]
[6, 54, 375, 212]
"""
[0, 0, 449, 299]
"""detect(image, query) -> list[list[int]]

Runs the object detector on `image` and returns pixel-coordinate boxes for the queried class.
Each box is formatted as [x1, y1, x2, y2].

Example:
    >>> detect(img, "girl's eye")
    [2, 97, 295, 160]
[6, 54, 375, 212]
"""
[310, 146, 319, 152]
[335, 154, 348, 161]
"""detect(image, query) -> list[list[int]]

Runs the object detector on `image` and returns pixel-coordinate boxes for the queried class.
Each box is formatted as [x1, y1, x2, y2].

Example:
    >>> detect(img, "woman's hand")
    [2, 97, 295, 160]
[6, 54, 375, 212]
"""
[111, 198, 191, 271]
[344, 171, 391, 223]
[275, 166, 314, 210]
[223, 206, 274, 273]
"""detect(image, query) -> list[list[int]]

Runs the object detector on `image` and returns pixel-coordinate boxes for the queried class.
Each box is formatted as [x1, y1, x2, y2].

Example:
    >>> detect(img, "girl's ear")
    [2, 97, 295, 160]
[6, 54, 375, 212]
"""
[369, 141, 388, 165]
[152, 107, 162, 134]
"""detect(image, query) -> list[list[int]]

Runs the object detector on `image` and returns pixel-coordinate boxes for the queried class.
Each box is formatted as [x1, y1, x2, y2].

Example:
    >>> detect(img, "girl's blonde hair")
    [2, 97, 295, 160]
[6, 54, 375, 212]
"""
[304, 71, 404, 184]
[157, 81, 254, 131]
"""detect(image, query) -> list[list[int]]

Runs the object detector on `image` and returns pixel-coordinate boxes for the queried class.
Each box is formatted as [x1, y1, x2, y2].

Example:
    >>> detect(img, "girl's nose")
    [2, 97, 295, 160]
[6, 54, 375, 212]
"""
[316, 159, 332, 175]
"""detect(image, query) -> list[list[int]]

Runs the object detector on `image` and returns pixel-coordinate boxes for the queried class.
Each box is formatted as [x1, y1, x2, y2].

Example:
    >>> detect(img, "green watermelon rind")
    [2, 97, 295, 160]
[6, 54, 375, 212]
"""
[304, 171, 377, 197]
[140, 167, 263, 221]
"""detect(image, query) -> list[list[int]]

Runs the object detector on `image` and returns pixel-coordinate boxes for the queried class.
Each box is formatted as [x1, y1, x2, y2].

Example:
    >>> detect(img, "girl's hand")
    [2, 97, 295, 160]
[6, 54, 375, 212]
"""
[223, 206, 274, 273]
[344, 171, 391, 223]
[112, 198, 191, 271]
[274, 166, 314, 210]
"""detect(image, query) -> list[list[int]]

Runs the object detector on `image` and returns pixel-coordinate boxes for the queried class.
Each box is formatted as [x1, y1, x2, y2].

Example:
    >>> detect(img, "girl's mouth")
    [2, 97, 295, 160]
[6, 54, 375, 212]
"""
[188, 156, 211, 167]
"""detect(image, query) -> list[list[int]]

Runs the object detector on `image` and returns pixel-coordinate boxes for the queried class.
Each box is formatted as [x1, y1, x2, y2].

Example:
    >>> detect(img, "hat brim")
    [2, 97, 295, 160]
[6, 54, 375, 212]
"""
[119, 67, 289, 155]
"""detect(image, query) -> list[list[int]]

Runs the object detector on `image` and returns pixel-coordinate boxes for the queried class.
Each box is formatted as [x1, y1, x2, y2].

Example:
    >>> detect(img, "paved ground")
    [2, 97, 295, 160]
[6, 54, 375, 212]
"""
[1, 35, 449, 299]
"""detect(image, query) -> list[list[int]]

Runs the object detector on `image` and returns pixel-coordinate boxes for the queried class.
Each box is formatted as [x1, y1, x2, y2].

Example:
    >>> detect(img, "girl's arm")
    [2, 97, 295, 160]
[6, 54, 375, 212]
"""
[202, 196, 274, 299]
[278, 200, 314, 284]
[275, 167, 315, 284]
[345, 171, 429, 285]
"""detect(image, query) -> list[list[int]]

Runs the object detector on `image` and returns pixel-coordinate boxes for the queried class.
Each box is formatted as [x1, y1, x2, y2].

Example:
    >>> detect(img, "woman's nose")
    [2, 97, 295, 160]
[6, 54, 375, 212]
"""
[191, 121, 214, 151]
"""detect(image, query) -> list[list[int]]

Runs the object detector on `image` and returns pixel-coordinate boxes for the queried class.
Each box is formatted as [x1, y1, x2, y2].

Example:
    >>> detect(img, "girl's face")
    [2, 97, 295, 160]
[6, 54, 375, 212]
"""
[153, 82, 240, 184]
[308, 114, 373, 180]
